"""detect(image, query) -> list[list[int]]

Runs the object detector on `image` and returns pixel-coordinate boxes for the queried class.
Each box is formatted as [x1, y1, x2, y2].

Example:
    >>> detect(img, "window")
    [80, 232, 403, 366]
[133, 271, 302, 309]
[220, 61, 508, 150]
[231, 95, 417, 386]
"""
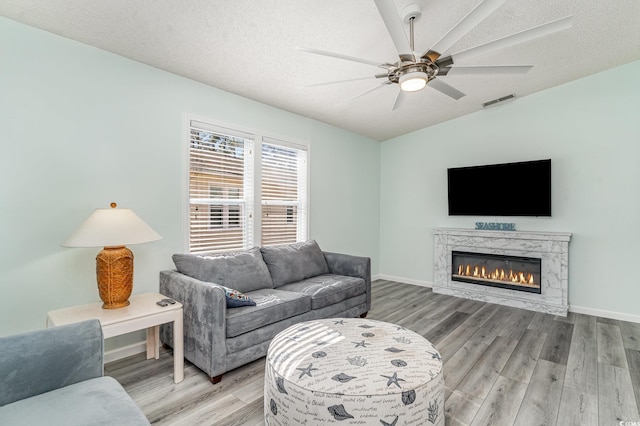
[261, 140, 307, 246]
[188, 119, 308, 253]
[188, 121, 254, 253]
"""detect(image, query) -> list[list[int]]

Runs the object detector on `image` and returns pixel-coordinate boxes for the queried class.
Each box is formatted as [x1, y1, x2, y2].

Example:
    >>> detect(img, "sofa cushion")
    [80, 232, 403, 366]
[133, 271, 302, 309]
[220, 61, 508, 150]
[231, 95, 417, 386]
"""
[222, 286, 256, 308]
[226, 289, 311, 337]
[277, 274, 366, 310]
[0, 376, 150, 426]
[225, 293, 367, 355]
[172, 248, 273, 293]
[260, 240, 330, 288]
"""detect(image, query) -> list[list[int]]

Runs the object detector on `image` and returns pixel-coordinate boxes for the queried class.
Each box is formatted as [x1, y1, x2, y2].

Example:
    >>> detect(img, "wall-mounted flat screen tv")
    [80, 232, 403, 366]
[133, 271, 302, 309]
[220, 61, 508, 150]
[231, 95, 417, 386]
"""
[448, 159, 551, 216]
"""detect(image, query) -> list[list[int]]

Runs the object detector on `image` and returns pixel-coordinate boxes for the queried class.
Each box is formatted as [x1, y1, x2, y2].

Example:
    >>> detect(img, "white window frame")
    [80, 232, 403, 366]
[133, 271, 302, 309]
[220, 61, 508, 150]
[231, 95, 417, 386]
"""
[183, 116, 310, 253]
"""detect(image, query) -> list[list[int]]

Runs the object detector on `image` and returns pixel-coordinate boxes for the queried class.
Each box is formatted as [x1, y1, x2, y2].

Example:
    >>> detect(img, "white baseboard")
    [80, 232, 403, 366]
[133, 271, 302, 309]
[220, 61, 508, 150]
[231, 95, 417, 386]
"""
[376, 274, 433, 288]
[375, 275, 639, 324]
[104, 341, 147, 364]
[569, 305, 640, 324]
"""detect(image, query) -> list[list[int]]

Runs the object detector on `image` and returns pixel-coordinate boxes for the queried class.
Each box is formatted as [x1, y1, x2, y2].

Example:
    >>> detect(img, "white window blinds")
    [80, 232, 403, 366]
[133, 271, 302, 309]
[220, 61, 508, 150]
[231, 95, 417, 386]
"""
[187, 119, 308, 253]
[261, 139, 308, 246]
[188, 120, 254, 253]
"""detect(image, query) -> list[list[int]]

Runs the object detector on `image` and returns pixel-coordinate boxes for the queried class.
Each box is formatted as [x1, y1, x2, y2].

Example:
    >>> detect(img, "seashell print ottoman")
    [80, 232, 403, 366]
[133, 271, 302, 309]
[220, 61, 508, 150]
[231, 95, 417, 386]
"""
[264, 318, 444, 425]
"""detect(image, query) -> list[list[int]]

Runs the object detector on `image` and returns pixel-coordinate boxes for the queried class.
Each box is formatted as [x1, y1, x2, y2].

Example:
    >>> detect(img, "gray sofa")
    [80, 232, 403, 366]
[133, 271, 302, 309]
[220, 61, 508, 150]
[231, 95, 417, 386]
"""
[0, 319, 149, 426]
[159, 240, 371, 383]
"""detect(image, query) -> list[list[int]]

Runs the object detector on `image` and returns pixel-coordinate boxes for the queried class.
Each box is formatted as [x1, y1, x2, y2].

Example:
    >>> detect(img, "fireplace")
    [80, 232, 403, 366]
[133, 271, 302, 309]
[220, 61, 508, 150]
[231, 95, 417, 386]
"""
[433, 228, 571, 316]
[451, 251, 541, 294]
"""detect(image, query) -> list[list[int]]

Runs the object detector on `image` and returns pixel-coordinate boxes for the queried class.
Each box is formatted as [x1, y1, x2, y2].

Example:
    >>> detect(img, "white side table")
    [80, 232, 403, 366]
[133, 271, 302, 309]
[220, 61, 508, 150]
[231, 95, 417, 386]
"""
[47, 292, 184, 383]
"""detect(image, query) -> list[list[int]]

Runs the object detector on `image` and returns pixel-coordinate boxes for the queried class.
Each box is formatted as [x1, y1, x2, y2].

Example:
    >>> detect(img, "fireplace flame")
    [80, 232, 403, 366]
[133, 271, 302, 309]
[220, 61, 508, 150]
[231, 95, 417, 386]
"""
[457, 264, 535, 285]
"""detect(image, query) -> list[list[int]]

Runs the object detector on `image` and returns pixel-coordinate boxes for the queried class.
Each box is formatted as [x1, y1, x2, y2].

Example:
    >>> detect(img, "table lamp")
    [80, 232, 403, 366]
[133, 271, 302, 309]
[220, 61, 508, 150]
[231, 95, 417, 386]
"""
[62, 202, 162, 309]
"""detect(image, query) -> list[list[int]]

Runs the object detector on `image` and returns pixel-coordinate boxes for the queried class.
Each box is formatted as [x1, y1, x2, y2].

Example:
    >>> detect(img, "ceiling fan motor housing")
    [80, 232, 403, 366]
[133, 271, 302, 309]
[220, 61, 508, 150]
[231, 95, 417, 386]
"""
[388, 60, 439, 85]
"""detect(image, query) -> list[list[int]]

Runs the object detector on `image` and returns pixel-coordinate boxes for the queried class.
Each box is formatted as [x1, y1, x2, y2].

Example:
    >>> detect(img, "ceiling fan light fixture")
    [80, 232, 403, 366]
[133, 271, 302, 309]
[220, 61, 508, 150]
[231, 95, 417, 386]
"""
[399, 71, 429, 92]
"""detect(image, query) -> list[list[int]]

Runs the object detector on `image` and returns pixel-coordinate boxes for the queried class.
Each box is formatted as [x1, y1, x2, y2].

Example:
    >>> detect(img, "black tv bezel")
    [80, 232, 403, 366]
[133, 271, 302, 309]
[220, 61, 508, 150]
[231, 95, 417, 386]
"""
[447, 159, 551, 217]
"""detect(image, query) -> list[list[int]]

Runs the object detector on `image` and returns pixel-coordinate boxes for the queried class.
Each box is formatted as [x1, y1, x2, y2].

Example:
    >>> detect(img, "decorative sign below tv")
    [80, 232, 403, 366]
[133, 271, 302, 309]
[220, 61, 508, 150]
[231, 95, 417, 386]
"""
[448, 159, 551, 217]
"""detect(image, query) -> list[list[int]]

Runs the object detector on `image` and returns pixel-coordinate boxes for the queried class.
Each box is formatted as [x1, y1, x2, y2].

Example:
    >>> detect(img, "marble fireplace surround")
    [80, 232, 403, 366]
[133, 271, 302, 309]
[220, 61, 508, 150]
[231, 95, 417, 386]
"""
[433, 228, 571, 316]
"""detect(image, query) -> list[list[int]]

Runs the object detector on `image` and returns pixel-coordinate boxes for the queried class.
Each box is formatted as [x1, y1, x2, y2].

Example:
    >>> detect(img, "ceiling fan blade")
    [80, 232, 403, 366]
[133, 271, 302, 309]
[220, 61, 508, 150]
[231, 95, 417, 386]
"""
[428, 79, 466, 100]
[392, 90, 407, 111]
[425, 0, 508, 61]
[450, 16, 572, 63]
[336, 82, 391, 108]
[297, 47, 391, 68]
[305, 76, 378, 87]
[373, 0, 414, 61]
[439, 65, 532, 76]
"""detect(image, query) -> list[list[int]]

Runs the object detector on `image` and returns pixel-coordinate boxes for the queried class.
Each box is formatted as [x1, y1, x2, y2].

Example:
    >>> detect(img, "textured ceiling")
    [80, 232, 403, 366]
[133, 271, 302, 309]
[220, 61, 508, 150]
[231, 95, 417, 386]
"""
[1, 0, 639, 141]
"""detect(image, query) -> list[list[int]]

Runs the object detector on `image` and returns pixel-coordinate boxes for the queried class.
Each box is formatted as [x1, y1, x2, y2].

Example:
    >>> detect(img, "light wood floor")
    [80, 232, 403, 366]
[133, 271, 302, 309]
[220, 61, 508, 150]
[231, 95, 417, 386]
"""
[106, 280, 640, 425]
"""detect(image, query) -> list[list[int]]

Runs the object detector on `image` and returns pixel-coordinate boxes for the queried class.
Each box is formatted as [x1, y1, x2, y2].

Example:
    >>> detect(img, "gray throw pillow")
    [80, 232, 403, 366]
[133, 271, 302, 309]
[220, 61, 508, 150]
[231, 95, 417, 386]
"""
[172, 248, 273, 293]
[260, 240, 329, 287]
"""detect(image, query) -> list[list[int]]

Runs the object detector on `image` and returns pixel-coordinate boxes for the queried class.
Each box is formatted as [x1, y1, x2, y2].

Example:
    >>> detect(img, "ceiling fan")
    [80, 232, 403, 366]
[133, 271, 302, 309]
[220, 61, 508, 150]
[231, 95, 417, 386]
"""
[299, 0, 572, 109]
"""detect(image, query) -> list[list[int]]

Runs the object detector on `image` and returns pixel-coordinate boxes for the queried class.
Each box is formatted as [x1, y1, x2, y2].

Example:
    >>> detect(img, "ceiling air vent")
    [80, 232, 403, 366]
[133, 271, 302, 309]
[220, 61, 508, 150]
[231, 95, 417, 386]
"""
[482, 94, 515, 108]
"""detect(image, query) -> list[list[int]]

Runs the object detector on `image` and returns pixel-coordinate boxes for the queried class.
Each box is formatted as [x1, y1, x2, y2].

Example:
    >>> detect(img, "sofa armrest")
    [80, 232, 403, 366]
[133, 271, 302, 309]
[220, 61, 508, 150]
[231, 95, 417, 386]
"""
[323, 252, 372, 312]
[159, 270, 228, 378]
[0, 319, 103, 406]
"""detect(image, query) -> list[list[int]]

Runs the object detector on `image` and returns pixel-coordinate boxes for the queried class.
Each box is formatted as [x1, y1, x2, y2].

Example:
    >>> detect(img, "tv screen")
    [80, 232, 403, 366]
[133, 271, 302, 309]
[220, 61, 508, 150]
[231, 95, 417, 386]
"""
[448, 159, 551, 216]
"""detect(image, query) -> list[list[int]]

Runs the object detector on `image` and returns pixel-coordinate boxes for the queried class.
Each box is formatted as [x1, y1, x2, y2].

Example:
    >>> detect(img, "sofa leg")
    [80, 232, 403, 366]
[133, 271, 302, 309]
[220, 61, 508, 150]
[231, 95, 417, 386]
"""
[210, 374, 223, 384]
[162, 342, 172, 350]
[360, 312, 368, 318]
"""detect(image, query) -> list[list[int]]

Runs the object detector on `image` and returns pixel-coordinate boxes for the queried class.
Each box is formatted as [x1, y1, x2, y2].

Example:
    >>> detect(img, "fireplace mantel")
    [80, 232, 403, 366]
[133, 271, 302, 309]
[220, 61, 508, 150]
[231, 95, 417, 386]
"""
[433, 227, 571, 316]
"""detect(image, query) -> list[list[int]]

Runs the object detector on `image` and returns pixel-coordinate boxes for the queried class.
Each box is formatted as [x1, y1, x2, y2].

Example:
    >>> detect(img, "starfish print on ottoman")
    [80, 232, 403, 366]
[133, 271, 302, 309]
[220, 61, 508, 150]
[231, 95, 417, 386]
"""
[296, 363, 318, 379]
[381, 372, 406, 388]
[352, 340, 369, 348]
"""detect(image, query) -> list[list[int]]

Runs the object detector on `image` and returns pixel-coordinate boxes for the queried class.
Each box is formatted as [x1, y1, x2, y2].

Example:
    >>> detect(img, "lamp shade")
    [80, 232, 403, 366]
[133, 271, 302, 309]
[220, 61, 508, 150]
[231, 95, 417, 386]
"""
[62, 206, 161, 248]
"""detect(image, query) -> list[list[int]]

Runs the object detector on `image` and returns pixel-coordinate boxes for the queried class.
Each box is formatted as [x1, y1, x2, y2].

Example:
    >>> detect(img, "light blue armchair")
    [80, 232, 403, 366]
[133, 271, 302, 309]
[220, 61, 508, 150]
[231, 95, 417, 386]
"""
[0, 319, 149, 425]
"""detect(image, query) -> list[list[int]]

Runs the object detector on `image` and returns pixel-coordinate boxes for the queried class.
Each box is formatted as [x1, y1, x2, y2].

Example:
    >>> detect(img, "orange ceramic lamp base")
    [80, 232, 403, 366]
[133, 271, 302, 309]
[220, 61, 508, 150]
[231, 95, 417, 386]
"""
[96, 246, 134, 309]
